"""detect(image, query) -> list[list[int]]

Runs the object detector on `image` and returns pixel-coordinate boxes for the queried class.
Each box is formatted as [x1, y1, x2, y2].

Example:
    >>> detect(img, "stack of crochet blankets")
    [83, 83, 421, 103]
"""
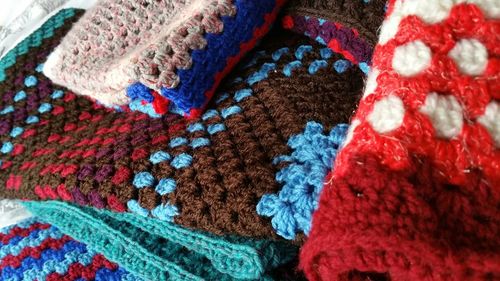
[0, 0, 498, 280]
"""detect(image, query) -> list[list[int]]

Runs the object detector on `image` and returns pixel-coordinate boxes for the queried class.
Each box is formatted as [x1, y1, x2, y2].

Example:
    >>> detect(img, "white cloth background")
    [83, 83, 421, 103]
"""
[0, 0, 98, 228]
[0, 0, 97, 59]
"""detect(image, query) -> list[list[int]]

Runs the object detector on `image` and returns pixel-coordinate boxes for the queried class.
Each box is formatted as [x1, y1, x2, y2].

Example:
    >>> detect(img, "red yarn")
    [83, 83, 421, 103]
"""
[107, 194, 126, 212]
[152, 90, 169, 114]
[21, 128, 36, 139]
[6, 174, 22, 190]
[301, 2, 500, 280]
[0, 222, 50, 244]
[0, 236, 71, 269]
[283, 15, 294, 29]
[46, 254, 118, 281]
[56, 184, 73, 201]
[111, 166, 131, 185]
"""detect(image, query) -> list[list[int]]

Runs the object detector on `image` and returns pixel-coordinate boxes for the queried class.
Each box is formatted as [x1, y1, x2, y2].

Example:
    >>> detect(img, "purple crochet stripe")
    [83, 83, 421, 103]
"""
[284, 15, 373, 66]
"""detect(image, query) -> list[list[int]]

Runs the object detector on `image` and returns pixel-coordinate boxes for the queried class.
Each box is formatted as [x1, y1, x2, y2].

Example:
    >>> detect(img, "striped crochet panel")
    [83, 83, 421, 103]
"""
[0, 218, 141, 281]
[301, 1, 499, 280]
[44, 0, 286, 118]
[282, 15, 373, 74]
[283, 0, 387, 46]
[281, 0, 387, 73]
[0, 9, 364, 241]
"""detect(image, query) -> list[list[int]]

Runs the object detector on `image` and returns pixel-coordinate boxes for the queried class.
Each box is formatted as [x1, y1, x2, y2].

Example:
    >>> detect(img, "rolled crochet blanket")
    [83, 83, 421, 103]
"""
[43, 0, 285, 117]
[301, 0, 499, 280]
[21, 201, 295, 280]
[0, 9, 365, 243]
[0, 217, 142, 281]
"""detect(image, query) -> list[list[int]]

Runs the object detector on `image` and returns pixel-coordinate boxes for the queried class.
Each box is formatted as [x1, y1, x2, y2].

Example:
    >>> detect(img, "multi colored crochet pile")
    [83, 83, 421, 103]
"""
[0, 7, 369, 243]
[44, 0, 285, 118]
[2, 0, 497, 280]
[0, 217, 142, 281]
[301, 0, 499, 280]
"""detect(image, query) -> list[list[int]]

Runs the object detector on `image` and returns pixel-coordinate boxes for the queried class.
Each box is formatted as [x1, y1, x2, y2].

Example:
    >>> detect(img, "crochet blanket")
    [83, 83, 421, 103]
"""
[22, 201, 295, 280]
[0, 1, 399, 280]
[0, 218, 142, 281]
[301, 0, 499, 280]
[44, 0, 285, 118]
[0, 8, 369, 243]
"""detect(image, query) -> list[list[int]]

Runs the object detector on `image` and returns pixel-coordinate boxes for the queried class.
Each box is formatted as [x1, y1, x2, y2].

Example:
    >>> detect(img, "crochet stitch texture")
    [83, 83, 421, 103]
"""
[301, 0, 499, 280]
[44, 0, 285, 117]
[282, 0, 387, 74]
[0, 217, 142, 281]
[284, 0, 387, 47]
[23, 200, 296, 280]
[0, 9, 365, 242]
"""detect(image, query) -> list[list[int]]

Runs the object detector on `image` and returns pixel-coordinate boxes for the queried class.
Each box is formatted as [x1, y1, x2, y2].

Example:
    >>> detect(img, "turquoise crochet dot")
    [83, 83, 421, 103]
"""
[202, 109, 219, 121]
[359, 62, 370, 74]
[24, 75, 38, 87]
[14, 91, 27, 102]
[221, 106, 241, 119]
[0, 106, 14, 115]
[320, 48, 333, 59]
[169, 137, 188, 148]
[187, 123, 204, 133]
[151, 203, 178, 221]
[155, 178, 176, 195]
[35, 63, 44, 72]
[51, 90, 64, 99]
[38, 103, 52, 113]
[207, 123, 226, 135]
[215, 92, 229, 104]
[333, 60, 352, 73]
[1, 142, 13, 154]
[234, 88, 252, 102]
[10, 127, 24, 138]
[171, 153, 192, 169]
[149, 151, 171, 164]
[191, 138, 210, 148]
[127, 200, 149, 217]
[26, 116, 39, 124]
[133, 172, 155, 188]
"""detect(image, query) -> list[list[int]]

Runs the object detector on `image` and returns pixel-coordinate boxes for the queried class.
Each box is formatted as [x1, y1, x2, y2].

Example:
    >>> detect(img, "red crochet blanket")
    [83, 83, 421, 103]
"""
[301, 0, 499, 280]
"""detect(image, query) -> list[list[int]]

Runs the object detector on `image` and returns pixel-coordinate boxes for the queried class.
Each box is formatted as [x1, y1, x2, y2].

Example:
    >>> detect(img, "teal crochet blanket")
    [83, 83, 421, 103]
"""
[22, 201, 296, 281]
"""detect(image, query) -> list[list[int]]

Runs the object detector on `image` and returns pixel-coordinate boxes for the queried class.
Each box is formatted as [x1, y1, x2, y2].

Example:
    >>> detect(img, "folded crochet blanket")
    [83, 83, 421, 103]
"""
[21, 201, 296, 280]
[44, 0, 285, 118]
[301, 0, 499, 280]
[0, 217, 142, 281]
[0, 9, 367, 242]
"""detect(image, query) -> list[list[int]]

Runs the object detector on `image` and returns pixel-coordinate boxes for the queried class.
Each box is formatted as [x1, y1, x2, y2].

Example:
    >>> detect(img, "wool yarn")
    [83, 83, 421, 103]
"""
[301, 0, 499, 280]
[43, 0, 285, 118]
[22, 200, 296, 280]
[0, 217, 142, 281]
[0, 9, 365, 242]
[282, 0, 387, 73]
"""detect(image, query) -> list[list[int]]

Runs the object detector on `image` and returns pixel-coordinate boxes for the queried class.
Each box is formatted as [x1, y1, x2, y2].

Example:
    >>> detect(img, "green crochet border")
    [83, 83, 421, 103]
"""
[0, 9, 76, 83]
[23, 201, 296, 280]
